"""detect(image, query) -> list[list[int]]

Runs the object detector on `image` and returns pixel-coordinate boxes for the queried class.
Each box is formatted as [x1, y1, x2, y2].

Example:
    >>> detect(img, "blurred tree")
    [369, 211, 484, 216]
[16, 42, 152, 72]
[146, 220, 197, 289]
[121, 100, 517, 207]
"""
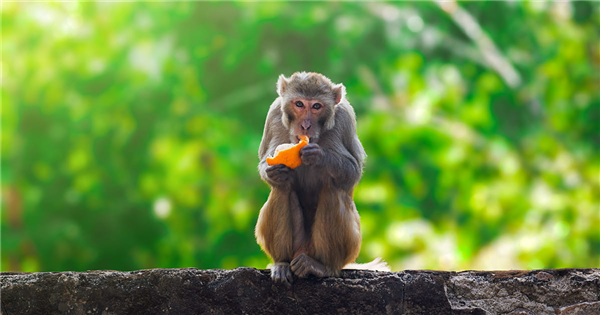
[1, 1, 598, 272]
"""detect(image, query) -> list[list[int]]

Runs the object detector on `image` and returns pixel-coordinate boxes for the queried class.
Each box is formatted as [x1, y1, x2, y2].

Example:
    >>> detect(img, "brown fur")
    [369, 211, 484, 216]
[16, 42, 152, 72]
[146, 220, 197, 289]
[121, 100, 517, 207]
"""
[256, 73, 365, 283]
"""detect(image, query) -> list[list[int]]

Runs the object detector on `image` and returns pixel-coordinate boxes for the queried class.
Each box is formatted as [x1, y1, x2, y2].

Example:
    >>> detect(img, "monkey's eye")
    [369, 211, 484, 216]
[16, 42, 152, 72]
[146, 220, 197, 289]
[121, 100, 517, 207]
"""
[312, 103, 322, 110]
[295, 101, 304, 108]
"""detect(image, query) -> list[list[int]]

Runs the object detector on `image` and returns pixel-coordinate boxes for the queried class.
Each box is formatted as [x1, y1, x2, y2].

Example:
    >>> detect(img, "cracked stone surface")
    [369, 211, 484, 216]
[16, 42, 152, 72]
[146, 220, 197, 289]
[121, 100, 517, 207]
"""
[1, 268, 598, 314]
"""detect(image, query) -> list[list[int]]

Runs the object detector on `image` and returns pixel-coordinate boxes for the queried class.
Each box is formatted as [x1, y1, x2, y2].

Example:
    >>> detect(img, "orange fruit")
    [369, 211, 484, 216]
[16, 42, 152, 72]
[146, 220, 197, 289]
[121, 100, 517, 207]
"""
[266, 135, 310, 169]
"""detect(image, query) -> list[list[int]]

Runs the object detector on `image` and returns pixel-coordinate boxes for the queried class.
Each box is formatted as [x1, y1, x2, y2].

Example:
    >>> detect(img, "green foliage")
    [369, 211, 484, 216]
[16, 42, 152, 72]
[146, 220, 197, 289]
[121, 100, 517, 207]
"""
[2, 1, 598, 272]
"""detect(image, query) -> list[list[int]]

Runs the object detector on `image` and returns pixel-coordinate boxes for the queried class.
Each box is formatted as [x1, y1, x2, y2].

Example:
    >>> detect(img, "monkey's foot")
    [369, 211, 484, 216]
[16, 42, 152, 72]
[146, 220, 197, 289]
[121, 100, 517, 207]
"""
[290, 253, 327, 278]
[271, 262, 293, 286]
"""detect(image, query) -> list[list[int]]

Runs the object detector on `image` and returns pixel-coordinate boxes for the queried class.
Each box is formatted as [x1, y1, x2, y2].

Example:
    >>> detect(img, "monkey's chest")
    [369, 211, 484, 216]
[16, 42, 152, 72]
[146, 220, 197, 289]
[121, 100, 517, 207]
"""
[292, 167, 323, 230]
[293, 167, 324, 202]
[295, 187, 319, 235]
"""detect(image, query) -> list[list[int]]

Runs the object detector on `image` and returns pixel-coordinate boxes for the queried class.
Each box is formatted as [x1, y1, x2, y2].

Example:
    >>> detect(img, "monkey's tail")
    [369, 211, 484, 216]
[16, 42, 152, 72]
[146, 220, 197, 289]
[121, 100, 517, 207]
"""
[344, 257, 390, 271]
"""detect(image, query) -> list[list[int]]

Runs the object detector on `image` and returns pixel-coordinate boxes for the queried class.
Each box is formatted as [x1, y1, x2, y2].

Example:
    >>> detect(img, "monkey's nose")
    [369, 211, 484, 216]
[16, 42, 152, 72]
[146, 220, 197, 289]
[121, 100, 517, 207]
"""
[301, 120, 311, 130]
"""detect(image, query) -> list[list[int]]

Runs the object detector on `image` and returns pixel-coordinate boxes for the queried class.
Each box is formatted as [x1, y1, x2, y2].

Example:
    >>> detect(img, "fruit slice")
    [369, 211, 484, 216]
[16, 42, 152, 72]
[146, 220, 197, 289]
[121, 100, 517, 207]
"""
[266, 135, 310, 169]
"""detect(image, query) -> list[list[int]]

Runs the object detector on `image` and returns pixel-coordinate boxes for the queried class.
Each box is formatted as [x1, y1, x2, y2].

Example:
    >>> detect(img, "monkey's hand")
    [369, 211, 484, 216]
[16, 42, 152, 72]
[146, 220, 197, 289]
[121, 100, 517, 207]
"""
[271, 262, 293, 287]
[300, 144, 324, 166]
[265, 164, 293, 185]
[290, 253, 327, 278]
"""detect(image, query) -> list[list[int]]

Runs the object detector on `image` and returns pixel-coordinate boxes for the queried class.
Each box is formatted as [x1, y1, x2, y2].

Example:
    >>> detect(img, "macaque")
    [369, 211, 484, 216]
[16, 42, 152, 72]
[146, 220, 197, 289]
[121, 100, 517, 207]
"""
[256, 72, 386, 285]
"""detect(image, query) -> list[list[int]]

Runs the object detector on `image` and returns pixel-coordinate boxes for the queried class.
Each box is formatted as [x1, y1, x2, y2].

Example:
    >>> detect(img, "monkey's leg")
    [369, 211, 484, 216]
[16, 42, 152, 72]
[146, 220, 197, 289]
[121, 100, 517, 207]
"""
[256, 188, 295, 285]
[289, 187, 328, 278]
[310, 189, 362, 277]
[271, 191, 306, 286]
[290, 191, 308, 256]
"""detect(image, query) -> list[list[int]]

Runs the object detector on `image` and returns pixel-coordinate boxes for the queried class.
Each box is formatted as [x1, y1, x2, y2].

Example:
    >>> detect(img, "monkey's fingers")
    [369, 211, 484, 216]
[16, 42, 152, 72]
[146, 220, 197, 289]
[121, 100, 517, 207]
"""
[300, 146, 324, 166]
[271, 174, 291, 183]
[266, 164, 292, 176]
[266, 165, 292, 183]
[266, 164, 292, 173]
[300, 143, 322, 152]
[269, 164, 292, 169]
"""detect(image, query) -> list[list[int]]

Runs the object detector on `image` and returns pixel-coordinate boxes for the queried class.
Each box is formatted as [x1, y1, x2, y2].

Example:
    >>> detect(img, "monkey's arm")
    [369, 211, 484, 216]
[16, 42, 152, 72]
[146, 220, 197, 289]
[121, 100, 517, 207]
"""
[302, 104, 366, 191]
[258, 99, 294, 187]
[322, 141, 363, 190]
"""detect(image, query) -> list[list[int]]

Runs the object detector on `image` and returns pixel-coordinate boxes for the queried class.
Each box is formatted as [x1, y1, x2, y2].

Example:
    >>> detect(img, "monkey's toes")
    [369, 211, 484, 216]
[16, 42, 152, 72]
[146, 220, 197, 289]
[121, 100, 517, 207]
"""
[291, 253, 326, 278]
[271, 263, 293, 286]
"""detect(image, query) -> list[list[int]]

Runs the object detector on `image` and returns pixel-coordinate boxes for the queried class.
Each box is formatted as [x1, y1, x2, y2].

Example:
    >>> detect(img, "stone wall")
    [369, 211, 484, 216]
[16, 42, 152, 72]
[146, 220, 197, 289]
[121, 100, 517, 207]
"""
[1, 268, 598, 314]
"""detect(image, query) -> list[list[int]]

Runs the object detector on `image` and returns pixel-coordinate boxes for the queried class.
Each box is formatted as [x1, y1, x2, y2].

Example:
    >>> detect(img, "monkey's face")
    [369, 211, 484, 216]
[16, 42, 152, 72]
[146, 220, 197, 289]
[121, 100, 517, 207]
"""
[277, 72, 344, 143]
[286, 98, 330, 143]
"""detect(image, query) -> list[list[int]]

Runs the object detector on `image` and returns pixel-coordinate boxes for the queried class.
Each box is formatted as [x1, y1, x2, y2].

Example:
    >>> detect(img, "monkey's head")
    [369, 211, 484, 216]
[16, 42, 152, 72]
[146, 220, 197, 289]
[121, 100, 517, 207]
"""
[277, 72, 345, 143]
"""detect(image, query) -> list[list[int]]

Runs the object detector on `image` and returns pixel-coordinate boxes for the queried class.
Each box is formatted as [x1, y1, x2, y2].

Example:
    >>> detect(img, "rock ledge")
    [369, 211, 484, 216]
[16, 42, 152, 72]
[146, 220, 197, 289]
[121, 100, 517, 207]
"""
[1, 268, 599, 314]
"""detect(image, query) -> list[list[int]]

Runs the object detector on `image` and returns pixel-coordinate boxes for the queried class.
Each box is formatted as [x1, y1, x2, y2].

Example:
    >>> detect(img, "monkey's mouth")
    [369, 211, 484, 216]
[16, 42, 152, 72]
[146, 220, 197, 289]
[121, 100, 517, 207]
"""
[296, 135, 316, 143]
[296, 135, 313, 143]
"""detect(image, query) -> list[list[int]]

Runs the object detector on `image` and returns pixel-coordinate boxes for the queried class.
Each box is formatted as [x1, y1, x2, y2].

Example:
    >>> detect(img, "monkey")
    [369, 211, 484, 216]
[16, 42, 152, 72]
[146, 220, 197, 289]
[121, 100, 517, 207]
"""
[255, 72, 386, 285]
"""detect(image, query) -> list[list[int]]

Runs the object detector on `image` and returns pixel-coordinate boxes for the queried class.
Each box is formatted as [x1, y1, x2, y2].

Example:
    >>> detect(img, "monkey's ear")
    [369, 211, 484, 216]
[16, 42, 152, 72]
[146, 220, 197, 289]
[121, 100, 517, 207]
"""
[277, 75, 290, 96]
[333, 83, 346, 104]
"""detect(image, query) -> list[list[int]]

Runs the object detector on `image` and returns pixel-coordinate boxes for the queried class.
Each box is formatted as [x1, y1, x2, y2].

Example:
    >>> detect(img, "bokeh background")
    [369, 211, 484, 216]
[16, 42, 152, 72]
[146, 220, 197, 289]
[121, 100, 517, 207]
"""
[2, 1, 598, 273]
